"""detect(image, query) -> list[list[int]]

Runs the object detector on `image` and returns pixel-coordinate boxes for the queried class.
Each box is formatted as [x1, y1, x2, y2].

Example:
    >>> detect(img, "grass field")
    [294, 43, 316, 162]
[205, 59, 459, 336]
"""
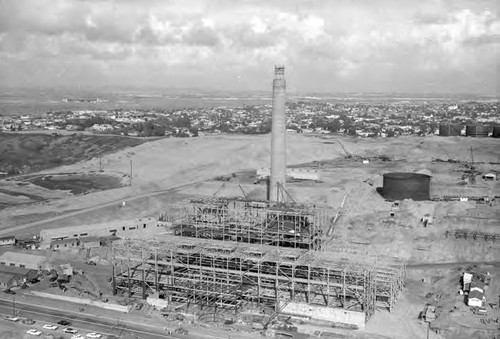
[0, 132, 147, 175]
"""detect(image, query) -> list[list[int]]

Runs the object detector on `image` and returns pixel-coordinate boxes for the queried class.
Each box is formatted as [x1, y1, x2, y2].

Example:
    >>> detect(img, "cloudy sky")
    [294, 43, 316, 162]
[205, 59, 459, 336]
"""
[0, 0, 498, 94]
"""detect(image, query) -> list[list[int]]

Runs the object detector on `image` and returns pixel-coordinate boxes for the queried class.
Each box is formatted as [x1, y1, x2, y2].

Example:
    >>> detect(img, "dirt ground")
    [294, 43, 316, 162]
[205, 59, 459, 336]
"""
[0, 133, 499, 338]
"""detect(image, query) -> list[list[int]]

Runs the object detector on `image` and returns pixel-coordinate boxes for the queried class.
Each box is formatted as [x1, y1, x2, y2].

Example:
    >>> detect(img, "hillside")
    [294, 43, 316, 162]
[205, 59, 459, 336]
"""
[0, 132, 147, 175]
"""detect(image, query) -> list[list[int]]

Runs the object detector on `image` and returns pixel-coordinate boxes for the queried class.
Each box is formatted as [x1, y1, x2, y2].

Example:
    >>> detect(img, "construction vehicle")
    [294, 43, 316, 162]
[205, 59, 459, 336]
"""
[333, 137, 352, 158]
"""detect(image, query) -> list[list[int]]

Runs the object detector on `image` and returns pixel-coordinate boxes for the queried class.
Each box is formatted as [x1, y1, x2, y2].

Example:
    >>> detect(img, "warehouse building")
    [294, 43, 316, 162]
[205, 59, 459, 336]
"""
[51, 238, 81, 251]
[0, 252, 49, 271]
[40, 217, 165, 248]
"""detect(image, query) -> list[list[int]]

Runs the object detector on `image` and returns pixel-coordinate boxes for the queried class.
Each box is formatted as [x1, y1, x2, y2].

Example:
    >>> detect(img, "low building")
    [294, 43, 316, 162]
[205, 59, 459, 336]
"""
[51, 238, 81, 251]
[0, 272, 17, 290]
[468, 290, 485, 307]
[0, 236, 15, 246]
[0, 266, 39, 287]
[470, 281, 484, 293]
[80, 236, 101, 248]
[256, 167, 321, 181]
[39, 217, 164, 248]
[463, 272, 473, 292]
[0, 252, 48, 271]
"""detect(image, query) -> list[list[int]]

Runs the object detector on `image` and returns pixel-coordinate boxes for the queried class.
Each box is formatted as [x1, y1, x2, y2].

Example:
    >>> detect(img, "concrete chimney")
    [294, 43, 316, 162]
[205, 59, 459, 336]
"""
[269, 65, 286, 202]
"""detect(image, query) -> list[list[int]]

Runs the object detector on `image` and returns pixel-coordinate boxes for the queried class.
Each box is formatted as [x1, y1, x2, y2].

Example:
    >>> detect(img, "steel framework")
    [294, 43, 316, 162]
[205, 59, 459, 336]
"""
[112, 237, 405, 321]
[167, 197, 334, 250]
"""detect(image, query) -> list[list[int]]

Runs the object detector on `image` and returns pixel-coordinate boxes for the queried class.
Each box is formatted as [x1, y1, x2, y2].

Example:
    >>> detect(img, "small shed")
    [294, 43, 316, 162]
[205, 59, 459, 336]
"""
[463, 272, 473, 292]
[80, 236, 101, 248]
[470, 280, 484, 293]
[468, 290, 484, 307]
[0, 266, 39, 284]
[0, 236, 16, 246]
[0, 272, 17, 290]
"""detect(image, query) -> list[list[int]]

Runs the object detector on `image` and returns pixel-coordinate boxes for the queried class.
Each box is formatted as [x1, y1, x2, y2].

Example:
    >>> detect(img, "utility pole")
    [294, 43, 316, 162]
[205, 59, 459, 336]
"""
[469, 146, 474, 170]
[99, 156, 103, 172]
[12, 296, 15, 316]
[129, 159, 133, 186]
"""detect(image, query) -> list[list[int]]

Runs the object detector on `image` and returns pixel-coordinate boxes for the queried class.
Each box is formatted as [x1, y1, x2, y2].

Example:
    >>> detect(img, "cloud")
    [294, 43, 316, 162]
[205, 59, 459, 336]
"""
[0, 0, 497, 94]
[463, 33, 500, 46]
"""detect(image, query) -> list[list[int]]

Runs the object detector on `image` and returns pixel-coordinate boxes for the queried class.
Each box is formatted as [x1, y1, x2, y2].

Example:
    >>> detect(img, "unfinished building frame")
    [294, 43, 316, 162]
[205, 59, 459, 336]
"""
[112, 238, 405, 322]
[166, 198, 334, 250]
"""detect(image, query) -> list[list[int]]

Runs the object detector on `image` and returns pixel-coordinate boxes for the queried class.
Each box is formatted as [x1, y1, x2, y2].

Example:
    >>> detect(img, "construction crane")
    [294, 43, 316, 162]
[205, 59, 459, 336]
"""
[212, 183, 226, 197]
[332, 136, 352, 158]
[238, 184, 248, 199]
[327, 193, 348, 237]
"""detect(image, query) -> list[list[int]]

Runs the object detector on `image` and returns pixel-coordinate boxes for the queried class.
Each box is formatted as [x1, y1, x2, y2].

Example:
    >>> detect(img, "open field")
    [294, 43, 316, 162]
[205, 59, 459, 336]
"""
[0, 133, 498, 338]
[0, 133, 150, 210]
[0, 132, 146, 174]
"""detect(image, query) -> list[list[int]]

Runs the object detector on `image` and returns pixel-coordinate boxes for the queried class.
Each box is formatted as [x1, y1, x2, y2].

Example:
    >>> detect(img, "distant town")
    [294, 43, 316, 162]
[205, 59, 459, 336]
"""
[1, 100, 499, 138]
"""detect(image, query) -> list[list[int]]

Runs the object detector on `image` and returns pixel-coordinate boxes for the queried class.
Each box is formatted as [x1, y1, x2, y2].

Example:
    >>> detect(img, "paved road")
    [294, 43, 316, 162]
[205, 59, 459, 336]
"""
[0, 298, 175, 338]
[0, 296, 245, 339]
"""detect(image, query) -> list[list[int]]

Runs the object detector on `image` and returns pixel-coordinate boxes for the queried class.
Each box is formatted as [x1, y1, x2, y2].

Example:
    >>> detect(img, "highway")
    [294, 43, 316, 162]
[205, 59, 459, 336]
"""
[0, 298, 175, 338]
[0, 296, 243, 339]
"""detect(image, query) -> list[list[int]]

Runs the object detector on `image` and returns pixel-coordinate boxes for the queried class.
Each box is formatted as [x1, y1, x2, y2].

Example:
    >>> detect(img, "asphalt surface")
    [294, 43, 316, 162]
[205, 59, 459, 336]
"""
[0, 298, 175, 339]
[0, 295, 248, 339]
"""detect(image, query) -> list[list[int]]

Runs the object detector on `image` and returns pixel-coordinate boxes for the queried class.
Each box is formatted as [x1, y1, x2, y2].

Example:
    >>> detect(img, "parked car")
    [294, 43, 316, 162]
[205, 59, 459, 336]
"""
[86, 333, 103, 338]
[5, 316, 20, 322]
[22, 318, 36, 325]
[42, 324, 58, 330]
[58, 320, 71, 326]
[63, 328, 78, 334]
[26, 329, 42, 336]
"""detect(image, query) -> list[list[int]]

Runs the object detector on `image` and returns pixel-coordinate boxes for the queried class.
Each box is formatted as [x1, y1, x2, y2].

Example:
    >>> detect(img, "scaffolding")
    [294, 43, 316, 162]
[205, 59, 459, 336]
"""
[112, 237, 405, 321]
[167, 197, 334, 250]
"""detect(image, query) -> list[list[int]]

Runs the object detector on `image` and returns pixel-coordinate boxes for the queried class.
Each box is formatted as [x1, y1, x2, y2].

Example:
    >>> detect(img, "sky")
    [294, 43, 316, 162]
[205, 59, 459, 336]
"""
[0, 0, 498, 95]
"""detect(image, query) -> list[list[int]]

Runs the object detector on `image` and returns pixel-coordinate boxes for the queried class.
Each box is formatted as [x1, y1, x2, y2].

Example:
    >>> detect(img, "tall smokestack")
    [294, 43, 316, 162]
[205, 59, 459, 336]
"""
[269, 65, 286, 202]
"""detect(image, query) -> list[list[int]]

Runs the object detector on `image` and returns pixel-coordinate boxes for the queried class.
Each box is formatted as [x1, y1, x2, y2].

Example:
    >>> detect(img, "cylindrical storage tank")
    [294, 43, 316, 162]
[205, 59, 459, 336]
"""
[493, 126, 500, 138]
[382, 172, 431, 201]
[466, 125, 490, 137]
[439, 124, 462, 136]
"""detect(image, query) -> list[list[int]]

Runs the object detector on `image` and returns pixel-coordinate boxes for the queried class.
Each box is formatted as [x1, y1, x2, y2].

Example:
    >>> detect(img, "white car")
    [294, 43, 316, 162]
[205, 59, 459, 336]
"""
[26, 329, 42, 336]
[63, 328, 78, 334]
[86, 334, 103, 339]
[71, 335, 85, 339]
[4, 316, 20, 322]
[42, 324, 58, 330]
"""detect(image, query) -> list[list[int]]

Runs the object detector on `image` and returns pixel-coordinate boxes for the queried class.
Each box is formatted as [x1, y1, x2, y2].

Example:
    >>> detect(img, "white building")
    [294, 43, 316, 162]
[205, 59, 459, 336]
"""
[0, 252, 48, 271]
[39, 217, 166, 248]
[0, 236, 15, 246]
[256, 167, 321, 181]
